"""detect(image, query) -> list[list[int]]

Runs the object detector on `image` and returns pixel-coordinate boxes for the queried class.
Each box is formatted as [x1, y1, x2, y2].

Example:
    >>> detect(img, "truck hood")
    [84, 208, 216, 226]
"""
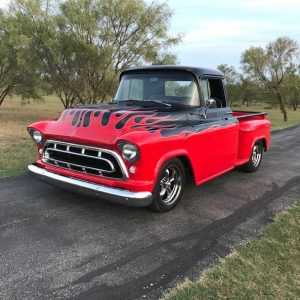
[36, 104, 194, 146]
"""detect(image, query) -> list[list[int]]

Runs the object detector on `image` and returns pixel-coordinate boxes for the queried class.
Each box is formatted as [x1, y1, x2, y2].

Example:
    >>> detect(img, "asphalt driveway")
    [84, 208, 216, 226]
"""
[0, 126, 299, 300]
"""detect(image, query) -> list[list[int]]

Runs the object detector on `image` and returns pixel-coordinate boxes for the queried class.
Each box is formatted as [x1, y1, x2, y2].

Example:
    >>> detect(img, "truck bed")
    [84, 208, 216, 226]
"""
[232, 110, 271, 167]
[233, 110, 267, 120]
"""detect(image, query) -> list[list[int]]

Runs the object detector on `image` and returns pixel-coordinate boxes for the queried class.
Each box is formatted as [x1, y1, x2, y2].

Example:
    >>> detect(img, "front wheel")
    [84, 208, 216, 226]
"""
[240, 140, 264, 173]
[148, 158, 185, 212]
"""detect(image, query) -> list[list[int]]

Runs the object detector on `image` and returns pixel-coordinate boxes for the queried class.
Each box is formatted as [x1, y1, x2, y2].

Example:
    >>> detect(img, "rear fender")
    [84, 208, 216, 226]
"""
[237, 119, 271, 161]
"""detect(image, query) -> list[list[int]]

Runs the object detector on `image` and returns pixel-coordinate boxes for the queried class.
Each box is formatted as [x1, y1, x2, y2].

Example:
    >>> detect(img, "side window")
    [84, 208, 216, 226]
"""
[200, 79, 210, 102]
[207, 78, 226, 107]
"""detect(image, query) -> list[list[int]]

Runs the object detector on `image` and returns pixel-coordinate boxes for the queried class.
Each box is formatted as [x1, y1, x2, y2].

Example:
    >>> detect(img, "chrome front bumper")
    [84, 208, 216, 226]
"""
[28, 165, 153, 207]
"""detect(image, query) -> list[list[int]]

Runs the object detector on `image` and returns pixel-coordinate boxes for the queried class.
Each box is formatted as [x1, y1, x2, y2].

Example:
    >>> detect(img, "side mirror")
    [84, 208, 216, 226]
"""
[199, 98, 217, 119]
[206, 98, 217, 109]
[199, 99, 217, 119]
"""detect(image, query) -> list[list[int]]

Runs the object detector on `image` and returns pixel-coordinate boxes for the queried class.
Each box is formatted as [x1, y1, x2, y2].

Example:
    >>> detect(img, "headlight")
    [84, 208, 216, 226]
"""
[28, 129, 43, 144]
[118, 142, 140, 163]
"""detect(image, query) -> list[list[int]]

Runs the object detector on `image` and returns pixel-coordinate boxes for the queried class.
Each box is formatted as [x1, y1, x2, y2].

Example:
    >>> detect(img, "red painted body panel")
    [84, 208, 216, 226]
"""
[233, 112, 271, 166]
[28, 108, 271, 195]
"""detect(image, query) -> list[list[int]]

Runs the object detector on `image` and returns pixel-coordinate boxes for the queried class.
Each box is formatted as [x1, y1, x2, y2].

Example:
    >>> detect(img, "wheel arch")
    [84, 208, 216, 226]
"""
[154, 151, 196, 185]
[261, 137, 267, 151]
[252, 136, 267, 152]
[177, 155, 195, 180]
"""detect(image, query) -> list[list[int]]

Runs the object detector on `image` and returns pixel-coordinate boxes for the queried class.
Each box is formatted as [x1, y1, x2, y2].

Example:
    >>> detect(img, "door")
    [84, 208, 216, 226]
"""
[198, 77, 238, 180]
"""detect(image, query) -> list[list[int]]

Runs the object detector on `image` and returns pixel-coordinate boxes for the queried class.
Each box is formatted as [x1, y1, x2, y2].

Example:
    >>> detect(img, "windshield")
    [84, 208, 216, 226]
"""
[114, 72, 200, 106]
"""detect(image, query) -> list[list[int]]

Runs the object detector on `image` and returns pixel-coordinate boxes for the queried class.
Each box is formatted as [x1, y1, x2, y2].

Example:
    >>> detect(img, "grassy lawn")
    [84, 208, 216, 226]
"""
[164, 201, 300, 300]
[0, 96, 63, 177]
[233, 104, 300, 131]
[0, 97, 299, 177]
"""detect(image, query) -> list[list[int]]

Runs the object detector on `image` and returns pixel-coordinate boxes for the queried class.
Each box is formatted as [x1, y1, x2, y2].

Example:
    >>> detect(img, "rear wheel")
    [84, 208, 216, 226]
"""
[148, 158, 185, 212]
[240, 140, 264, 172]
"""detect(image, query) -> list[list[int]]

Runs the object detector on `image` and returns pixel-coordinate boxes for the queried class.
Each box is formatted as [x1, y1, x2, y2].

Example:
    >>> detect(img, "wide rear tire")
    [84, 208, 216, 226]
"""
[148, 158, 185, 212]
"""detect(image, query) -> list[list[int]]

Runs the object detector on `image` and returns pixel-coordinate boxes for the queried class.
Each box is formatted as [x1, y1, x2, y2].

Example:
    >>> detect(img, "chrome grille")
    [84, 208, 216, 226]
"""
[42, 140, 127, 179]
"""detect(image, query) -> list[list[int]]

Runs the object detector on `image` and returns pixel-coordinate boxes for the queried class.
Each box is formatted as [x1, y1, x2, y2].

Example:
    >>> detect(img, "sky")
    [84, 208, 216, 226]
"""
[1, 0, 300, 69]
[167, 0, 300, 69]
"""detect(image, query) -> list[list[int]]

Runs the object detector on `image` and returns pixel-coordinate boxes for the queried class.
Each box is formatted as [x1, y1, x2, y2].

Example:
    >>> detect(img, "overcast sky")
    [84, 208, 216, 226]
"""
[168, 0, 300, 69]
[1, 0, 300, 69]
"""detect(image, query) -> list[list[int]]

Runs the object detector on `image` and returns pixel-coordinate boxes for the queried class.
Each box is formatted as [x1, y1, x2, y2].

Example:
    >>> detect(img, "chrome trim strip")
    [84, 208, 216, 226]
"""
[43, 140, 129, 179]
[28, 165, 152, 207]
[47, 158, 109, 173]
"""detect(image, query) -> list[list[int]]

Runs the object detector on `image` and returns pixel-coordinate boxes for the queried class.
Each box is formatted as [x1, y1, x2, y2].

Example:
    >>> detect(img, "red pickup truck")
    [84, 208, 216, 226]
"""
[28, 66, 271, 212]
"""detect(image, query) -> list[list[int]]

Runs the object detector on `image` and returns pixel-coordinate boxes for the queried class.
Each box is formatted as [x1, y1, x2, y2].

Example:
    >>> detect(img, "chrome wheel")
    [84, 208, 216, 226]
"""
[251, 143, 262, 167]
[159, 165, 182, 205]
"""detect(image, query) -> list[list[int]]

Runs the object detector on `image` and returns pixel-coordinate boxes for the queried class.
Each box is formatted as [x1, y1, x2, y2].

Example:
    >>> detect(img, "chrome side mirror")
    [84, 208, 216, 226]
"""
[199, 99, 217, 119]
[206, 98, 217, 109]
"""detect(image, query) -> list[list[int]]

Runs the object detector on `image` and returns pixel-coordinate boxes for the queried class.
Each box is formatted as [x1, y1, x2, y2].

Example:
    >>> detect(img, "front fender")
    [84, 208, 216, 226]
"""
[153, 149, 191, 183]
[27, 120, 56, 132]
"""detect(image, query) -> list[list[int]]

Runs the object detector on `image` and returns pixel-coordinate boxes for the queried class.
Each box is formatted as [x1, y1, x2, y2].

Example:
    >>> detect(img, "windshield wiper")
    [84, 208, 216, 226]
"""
[145, 99, 171, 107]
[114, 99, 171, 108]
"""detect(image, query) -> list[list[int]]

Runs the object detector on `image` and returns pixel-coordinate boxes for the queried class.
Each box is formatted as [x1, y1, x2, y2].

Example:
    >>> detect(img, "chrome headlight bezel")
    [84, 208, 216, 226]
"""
[118, 142, 140, 163]
[28, 128, 43, 144]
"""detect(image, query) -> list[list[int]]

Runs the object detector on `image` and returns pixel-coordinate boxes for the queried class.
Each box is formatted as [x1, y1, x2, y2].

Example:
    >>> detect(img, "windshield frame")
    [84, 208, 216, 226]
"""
[114, 71, 202, 108]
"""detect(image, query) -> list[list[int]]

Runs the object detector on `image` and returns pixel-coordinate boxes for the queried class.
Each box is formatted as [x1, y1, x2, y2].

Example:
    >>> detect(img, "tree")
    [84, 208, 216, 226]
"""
[217, 64, 239, 85]
[217, 64, 241, 105]
[0, 9, 40, 106]
[152, 53, 178, 65]
[285, 74, 300, 111]
[14, 0, 180, 108]
[241, 37, 299, 121]
[240, 76, 256, 107]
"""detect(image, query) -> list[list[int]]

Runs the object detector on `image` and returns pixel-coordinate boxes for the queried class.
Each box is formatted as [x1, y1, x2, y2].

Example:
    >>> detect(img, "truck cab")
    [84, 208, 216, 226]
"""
[27, 66, 271, 212]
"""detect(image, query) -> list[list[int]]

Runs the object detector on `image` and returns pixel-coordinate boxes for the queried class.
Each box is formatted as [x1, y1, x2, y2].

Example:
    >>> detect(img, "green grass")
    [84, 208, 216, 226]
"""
[232, 104, 300, 131]
[163, 201, 300, 300]
[0, 96, 63, 177]
[0, 97, 299, 177]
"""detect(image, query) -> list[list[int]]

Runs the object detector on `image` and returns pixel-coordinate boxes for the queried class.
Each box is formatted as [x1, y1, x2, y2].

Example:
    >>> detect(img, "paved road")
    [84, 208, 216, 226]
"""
[0, 126, 300, 300]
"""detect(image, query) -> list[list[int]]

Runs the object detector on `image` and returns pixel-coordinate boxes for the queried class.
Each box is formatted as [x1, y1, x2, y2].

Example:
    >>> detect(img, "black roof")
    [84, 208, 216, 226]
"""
[122, 65, 224, 78]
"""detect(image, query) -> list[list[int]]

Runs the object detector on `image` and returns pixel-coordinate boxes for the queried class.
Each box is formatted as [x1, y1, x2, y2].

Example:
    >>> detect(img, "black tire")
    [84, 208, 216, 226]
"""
[148, 158, 185, 212]
[240, 140, 264, 173]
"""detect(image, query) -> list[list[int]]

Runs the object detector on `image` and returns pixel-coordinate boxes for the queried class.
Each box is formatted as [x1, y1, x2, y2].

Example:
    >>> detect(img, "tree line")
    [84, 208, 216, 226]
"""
[0, 1, 299, 121]
[0, 0, 180, 108]
[219, 37, 300, 121]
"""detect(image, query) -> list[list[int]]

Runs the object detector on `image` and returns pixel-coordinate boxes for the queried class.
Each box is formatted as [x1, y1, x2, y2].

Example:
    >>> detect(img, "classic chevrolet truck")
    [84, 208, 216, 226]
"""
[28, 66, 271, 212]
